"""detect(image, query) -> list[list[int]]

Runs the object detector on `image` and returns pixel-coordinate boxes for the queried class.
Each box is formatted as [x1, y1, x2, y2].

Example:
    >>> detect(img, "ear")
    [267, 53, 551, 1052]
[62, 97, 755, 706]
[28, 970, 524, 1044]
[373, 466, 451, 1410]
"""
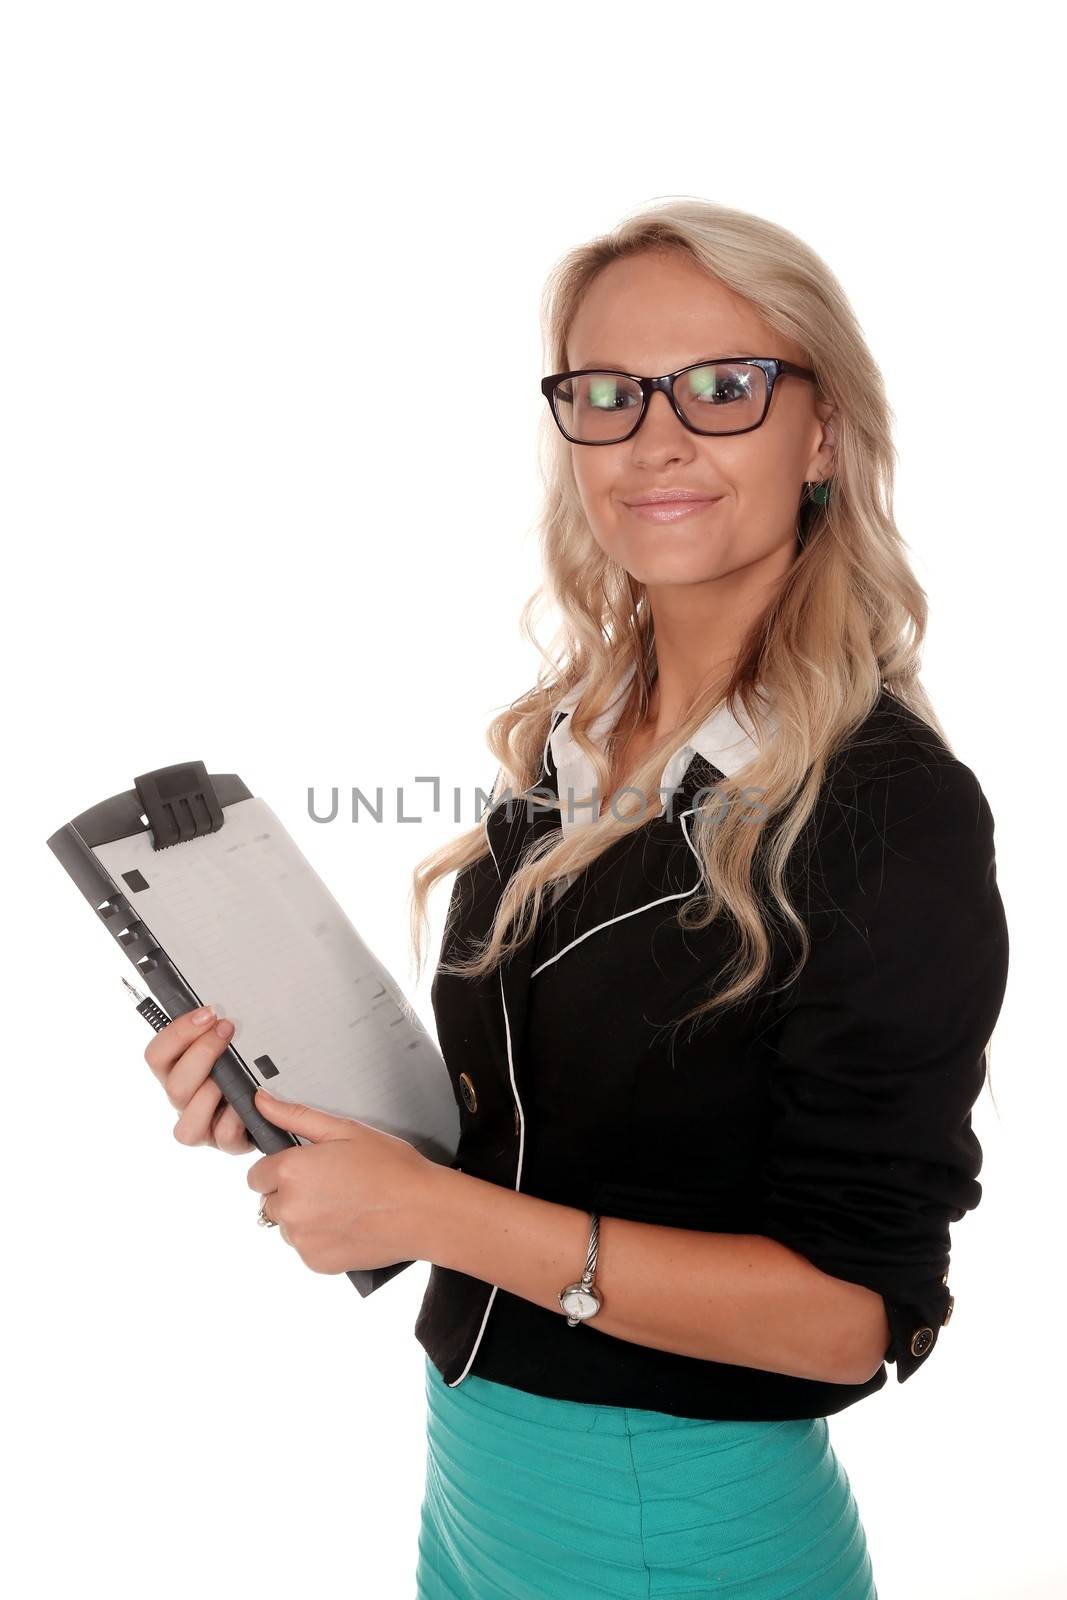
[807, 396, 838, 480]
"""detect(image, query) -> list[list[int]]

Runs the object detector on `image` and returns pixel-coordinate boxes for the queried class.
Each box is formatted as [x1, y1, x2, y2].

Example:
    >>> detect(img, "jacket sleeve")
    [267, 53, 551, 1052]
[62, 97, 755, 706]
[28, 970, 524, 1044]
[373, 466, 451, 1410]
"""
[760, 749, 1010, 1382]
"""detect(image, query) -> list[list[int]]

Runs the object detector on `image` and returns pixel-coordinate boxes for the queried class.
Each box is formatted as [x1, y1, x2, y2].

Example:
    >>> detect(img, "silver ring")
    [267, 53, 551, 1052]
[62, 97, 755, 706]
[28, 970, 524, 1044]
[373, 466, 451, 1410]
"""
[257, 1193, 278, 1228]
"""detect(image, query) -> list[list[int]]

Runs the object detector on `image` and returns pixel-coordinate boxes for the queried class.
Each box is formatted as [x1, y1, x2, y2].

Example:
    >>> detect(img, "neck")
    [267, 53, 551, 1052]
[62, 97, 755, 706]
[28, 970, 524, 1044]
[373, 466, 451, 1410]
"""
[640, 550, 788, 737]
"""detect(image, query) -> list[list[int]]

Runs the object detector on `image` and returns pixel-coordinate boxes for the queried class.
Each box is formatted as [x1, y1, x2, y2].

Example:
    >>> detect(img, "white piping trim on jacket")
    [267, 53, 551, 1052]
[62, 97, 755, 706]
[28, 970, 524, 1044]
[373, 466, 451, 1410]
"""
[541, 709, 565, 781]
[529, 805, 704, 980]
[445, 814, 527, 1387]
[484, 717, 561, 832]
[445, 801, 705, 1380]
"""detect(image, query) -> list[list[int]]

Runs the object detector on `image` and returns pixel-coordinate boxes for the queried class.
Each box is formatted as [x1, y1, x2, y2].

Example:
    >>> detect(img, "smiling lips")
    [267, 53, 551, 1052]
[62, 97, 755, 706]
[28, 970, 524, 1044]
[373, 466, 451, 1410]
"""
[623, 493, 723, 523]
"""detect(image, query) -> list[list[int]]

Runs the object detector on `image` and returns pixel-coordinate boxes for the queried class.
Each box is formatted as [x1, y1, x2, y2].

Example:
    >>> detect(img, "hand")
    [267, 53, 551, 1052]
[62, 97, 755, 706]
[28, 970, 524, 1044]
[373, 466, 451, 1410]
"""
[144, 1005, 255, 1155]
[246, 1087, 441, 1274]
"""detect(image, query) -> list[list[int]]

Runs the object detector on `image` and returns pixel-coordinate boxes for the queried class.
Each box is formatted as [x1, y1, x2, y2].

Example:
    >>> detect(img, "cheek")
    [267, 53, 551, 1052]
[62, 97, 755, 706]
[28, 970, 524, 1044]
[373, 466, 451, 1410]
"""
[572, 453, 610, 507]
[571, 458, 622, 546]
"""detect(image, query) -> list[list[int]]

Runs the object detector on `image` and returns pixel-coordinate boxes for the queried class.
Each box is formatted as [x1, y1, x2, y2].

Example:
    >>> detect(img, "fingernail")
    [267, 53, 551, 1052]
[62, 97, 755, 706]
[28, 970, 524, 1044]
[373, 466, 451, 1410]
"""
[192, 1006, 216, 1025]
[215, 1018, 234, 1039]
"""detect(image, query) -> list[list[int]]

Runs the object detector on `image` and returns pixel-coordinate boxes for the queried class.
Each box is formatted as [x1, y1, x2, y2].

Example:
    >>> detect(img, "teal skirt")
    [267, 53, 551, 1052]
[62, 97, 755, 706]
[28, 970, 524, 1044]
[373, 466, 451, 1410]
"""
[416, 1355, 877, 1599]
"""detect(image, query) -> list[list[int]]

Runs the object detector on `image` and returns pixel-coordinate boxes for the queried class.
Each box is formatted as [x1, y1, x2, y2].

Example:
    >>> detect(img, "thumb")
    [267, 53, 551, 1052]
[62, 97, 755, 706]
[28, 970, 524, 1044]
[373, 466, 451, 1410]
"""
[254, 1086, 349, 1143]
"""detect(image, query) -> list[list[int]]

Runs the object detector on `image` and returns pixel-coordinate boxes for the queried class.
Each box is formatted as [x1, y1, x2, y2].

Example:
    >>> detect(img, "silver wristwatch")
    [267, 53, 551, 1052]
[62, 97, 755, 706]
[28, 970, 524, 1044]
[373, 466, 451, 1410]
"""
[558, 1211, 603, 1326]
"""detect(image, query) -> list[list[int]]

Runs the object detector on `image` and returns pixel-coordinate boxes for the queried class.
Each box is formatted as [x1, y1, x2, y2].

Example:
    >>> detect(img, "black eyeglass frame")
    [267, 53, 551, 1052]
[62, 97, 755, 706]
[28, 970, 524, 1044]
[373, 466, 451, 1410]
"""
[540, 356, 819, 444]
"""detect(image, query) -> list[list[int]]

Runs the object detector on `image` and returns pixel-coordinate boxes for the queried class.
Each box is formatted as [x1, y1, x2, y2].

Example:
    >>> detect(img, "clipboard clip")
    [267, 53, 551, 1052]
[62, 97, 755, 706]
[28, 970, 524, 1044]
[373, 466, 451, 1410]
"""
[133, 760, 224, 851]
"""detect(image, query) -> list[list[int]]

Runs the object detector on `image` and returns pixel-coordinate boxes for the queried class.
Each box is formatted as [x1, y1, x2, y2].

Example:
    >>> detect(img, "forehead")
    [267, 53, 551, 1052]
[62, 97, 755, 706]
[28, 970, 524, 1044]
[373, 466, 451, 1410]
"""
[566, 249, 792, 370]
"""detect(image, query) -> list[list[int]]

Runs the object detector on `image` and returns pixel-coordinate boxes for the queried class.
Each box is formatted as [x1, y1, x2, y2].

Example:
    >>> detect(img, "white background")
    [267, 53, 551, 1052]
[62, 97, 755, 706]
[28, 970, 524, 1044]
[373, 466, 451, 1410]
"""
[4, 3, 1061, 1596]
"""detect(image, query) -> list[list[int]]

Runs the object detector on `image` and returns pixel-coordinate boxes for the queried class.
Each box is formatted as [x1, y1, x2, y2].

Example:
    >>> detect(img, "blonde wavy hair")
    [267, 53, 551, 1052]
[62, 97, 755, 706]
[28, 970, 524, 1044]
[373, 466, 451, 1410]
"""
[407, 199, 984, 1075]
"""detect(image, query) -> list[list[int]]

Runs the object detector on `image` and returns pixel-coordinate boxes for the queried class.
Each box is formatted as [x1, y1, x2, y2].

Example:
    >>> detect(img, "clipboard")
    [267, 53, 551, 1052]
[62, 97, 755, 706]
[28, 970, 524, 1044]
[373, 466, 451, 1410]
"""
[46, 759, 461, 1298]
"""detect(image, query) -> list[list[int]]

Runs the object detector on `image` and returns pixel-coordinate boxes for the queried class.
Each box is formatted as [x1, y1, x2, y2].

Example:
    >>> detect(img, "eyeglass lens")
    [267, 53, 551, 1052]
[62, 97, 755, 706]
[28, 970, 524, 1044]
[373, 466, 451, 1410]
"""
[553, 362, 769, 443]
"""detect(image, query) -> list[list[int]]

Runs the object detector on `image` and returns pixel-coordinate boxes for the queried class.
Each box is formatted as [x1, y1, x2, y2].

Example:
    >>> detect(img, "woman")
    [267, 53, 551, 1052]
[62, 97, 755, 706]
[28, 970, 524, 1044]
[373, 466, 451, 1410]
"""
[147, 201, 1009, 1598]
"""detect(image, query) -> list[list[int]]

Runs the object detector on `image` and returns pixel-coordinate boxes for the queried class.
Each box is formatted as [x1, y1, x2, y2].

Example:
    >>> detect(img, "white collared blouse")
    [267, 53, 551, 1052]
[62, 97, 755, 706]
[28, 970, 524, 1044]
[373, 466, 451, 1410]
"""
[544, 660, 776, 901]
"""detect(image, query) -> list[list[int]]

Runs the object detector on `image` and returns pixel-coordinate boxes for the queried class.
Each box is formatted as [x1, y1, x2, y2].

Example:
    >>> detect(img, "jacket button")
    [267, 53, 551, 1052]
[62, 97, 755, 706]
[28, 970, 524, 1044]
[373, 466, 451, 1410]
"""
[910, 1326, 935, 1358]
[941, 1270, 949, 1285]
[942, 1294, 955, 1326]
[458, 1072, 478, 1113]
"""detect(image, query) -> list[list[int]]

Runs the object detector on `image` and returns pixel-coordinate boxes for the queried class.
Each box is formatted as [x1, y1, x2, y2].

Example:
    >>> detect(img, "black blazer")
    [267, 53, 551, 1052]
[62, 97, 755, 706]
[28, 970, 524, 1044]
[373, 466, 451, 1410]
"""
[414, 689, 1010, 1421]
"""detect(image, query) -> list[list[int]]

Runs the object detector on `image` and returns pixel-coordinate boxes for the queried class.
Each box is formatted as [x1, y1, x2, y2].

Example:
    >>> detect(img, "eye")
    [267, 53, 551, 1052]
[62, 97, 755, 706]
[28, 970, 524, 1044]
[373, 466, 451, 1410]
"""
[687, 365, 752, 404]
[585, 376, 640, 412]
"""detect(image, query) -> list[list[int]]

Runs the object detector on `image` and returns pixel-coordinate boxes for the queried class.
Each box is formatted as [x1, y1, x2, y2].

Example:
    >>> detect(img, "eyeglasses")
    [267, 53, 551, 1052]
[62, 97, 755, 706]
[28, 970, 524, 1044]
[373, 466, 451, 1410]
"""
[541, 356, 818, 445]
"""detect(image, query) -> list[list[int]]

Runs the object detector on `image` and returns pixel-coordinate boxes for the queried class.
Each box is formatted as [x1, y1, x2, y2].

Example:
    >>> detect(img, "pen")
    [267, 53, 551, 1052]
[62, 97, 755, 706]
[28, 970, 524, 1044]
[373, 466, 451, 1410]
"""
[121, 974, 173, 1034]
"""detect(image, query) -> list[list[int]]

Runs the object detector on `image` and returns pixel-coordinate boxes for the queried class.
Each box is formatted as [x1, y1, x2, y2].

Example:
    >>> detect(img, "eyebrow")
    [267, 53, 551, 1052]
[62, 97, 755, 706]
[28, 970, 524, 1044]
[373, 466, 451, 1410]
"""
[568, 353, 745, 371]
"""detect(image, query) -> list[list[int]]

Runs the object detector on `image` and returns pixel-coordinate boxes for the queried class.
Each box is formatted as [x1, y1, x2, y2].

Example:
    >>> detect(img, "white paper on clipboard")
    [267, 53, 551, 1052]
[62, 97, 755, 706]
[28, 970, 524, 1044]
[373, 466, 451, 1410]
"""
[93, 795, 460, 1163]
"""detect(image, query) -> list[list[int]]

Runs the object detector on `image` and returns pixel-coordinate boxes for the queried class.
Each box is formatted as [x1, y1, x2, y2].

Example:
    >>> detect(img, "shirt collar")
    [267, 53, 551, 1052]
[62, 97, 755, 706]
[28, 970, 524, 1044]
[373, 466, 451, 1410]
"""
[546, 659, 775, 803]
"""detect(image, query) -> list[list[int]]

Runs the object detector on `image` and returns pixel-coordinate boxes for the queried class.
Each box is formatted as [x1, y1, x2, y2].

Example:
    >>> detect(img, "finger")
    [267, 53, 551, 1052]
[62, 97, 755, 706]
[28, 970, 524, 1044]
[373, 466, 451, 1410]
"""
[163, 1019, 237, 1113]
[253, 1087, 347, 1143]
[173, 1075, 233, 1147]
[144, 1004, 221, 1080]
[246, 1151, 288, 1195]
[211, 1100, 256, 1155]
[258, 1192, 291, 1245]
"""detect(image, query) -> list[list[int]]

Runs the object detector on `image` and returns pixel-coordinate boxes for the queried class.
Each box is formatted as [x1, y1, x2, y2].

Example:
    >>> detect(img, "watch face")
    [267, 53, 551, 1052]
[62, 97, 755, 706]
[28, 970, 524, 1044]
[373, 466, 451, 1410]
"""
[561, 1287, 600, 1319]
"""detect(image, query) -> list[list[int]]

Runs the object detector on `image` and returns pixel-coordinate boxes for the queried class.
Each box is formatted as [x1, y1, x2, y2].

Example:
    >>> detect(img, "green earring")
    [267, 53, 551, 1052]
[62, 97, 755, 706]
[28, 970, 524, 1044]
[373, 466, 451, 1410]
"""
[806, 479, 832, 505]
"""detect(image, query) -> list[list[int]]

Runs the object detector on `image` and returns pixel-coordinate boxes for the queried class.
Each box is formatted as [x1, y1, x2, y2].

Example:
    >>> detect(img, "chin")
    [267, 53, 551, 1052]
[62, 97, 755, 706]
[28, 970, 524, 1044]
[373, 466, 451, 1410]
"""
[622, 558, 730, 588]
[607, 535, 726, 586]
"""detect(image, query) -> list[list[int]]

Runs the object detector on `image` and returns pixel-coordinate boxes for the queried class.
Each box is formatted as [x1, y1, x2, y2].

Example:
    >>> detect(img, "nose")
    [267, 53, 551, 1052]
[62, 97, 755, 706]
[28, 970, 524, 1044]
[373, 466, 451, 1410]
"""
[631, 387, 697, 452]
